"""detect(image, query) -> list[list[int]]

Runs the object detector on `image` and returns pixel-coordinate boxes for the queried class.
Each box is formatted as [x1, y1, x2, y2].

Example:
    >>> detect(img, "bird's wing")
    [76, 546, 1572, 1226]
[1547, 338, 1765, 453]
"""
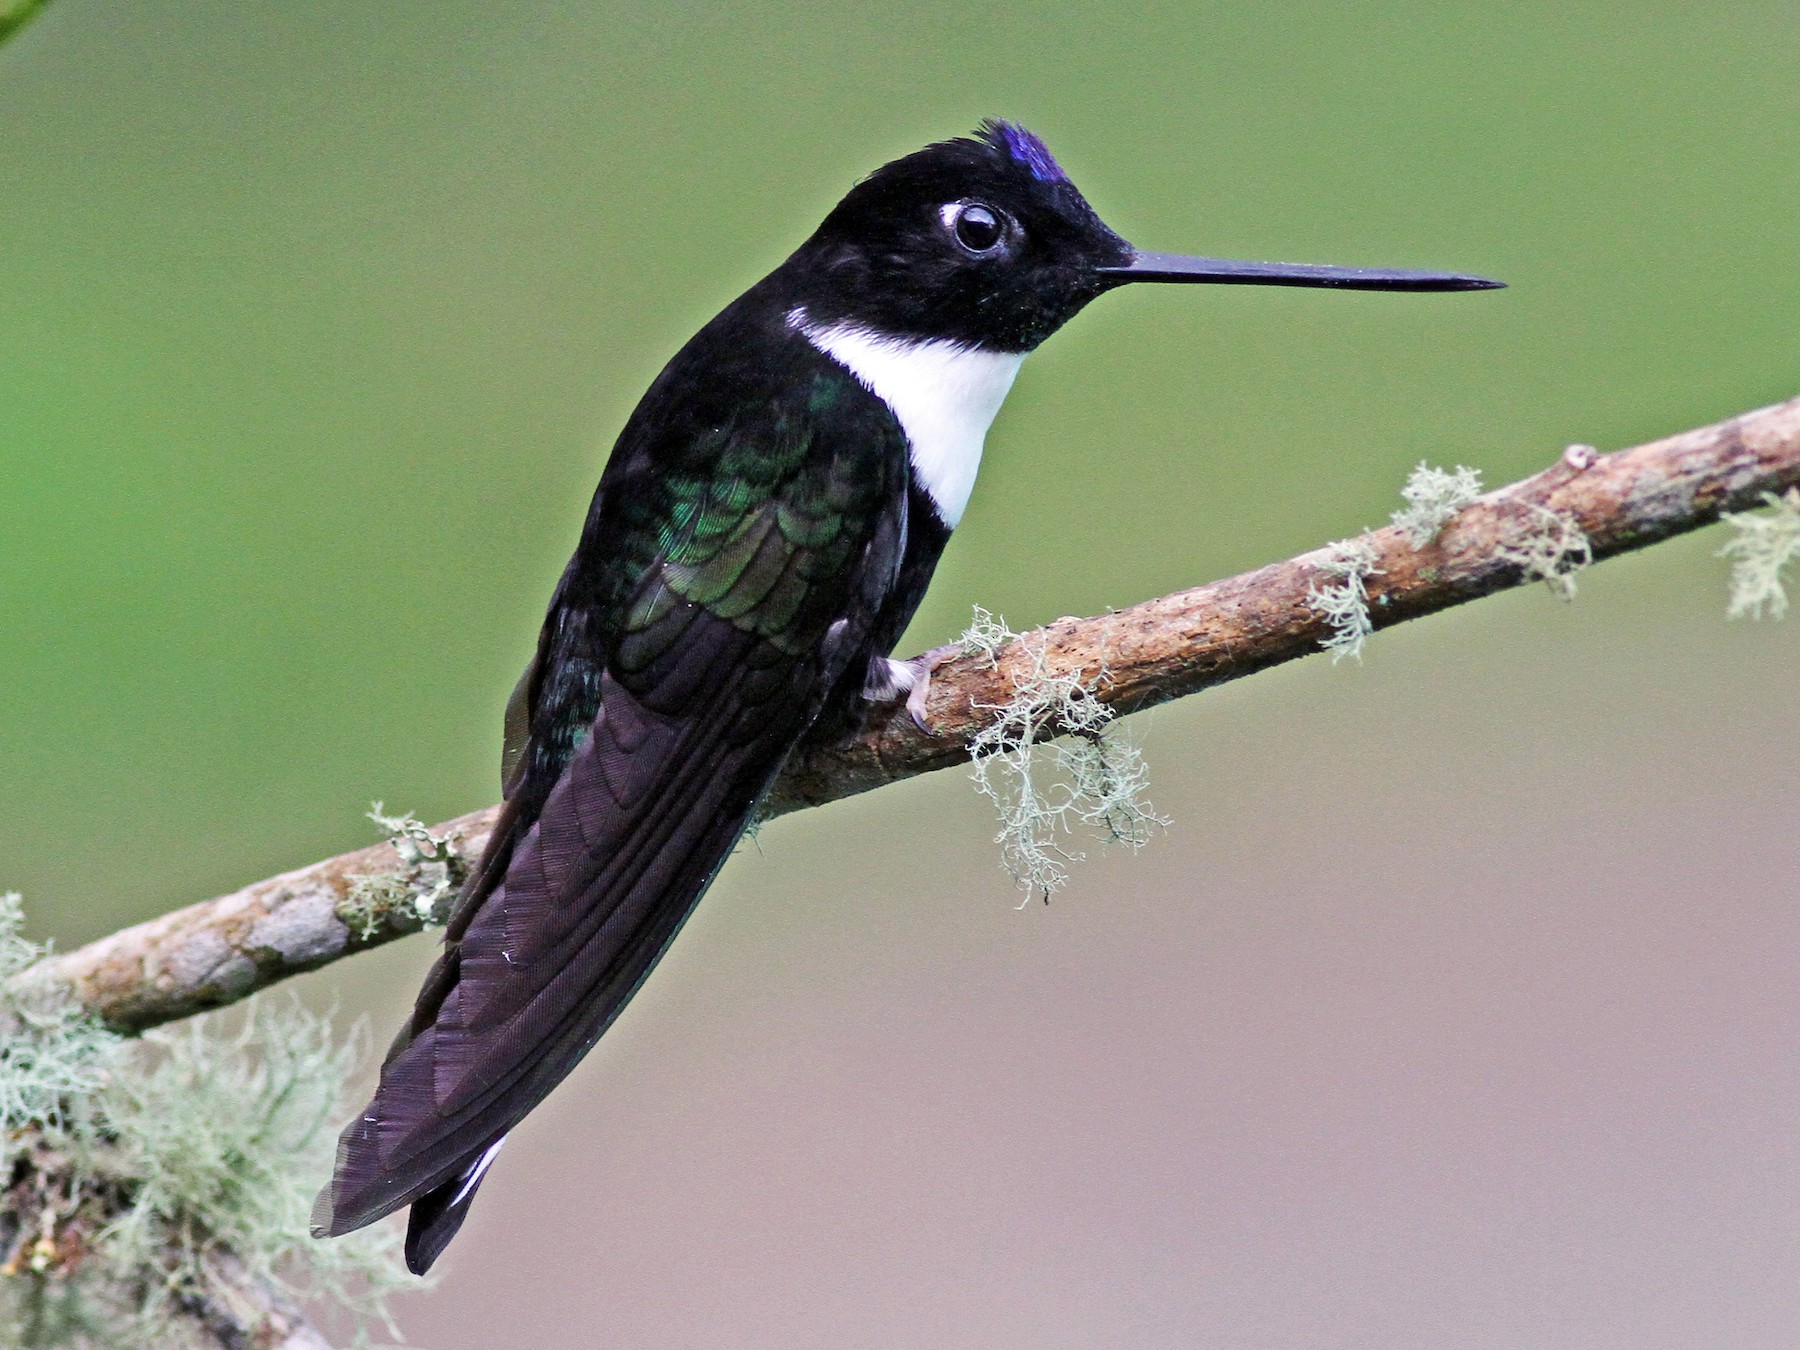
[313, 403, 906, 1269]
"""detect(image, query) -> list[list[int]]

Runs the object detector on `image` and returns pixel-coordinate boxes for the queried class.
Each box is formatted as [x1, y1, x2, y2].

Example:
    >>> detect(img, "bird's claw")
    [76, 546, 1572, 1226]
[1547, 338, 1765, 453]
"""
[868, 644, 960, 735]
[904, 673, 933, 733]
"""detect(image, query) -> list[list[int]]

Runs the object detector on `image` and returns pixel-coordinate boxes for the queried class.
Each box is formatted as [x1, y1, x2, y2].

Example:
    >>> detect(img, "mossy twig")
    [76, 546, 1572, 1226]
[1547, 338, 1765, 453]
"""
[1307, 538, 1381, 663]
[0, 899, 411, 1347]
[1392, 462, 1484, 546]
[957, 610, 1165, 902]
[1498, 501, 1593, 600]
[339, 806, 465, 940]
[20, 391, 1800, 1033]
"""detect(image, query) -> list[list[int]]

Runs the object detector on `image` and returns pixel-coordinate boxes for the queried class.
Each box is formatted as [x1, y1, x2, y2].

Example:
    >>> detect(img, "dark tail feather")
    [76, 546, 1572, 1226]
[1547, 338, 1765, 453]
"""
[312, 630, 814, 1269]
[403, 1136, 506, 1274]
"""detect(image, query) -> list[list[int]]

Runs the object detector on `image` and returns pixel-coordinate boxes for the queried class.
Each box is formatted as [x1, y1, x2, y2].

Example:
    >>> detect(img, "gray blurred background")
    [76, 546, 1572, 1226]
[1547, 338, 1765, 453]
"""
[3, 2, 1799, 1345]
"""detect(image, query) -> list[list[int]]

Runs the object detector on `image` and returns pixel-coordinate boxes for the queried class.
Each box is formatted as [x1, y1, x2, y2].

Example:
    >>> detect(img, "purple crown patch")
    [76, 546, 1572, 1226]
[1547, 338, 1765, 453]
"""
[985, 120, 1067, 184]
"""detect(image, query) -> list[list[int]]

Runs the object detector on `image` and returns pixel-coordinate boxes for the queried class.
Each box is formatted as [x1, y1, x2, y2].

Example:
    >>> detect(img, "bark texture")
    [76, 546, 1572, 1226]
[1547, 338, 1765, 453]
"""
[0, 1129, 338, 1350]
[181, 1247, 335, 1350]
[26, 392, 1800, 1035]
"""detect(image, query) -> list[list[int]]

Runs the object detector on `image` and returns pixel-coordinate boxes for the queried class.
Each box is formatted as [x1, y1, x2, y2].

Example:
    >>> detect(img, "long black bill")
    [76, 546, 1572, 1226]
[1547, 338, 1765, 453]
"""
[1098, 250, 1503, 292]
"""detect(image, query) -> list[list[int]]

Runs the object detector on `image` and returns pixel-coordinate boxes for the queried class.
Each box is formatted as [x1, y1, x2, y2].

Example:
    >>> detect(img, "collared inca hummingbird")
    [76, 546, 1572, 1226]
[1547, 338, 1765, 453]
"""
[313, 120, 1500, 1273]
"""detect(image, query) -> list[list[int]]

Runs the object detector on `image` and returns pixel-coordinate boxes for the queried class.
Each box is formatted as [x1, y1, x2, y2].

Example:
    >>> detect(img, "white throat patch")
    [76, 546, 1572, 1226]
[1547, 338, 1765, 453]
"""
[792, 311, 1023, 528]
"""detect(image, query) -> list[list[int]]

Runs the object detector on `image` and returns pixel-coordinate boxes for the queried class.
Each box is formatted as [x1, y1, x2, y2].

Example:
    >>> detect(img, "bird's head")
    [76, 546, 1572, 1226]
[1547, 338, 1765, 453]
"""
[789, 120, 1500, 353]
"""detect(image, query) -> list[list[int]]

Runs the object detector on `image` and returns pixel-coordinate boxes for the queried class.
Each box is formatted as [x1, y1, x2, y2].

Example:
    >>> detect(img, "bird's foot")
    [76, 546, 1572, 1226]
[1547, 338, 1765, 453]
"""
[864, 644, 960, 734]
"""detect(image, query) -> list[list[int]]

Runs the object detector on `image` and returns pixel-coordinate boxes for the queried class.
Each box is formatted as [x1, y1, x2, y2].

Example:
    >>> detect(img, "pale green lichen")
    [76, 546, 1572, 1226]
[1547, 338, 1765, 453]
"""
[0, 896, 121, 1160]
[96, 1002, 414, 1345]
[958, 609, 1166, 903]
[340, 803, 465, 938]
[1391, 462, 1483, 546]
[339, 874, 411, 942]
[1308, 537, 1381, 663]
[957, 605, 1016, 664]
[1499, 503, 1592, 601]
[1718, 487, 1800, 620]
[0, 896, 413, 1347]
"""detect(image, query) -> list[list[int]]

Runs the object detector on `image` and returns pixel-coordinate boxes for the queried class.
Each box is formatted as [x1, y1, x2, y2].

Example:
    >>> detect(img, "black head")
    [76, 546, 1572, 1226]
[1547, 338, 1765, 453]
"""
[787, 121, 1501, 353]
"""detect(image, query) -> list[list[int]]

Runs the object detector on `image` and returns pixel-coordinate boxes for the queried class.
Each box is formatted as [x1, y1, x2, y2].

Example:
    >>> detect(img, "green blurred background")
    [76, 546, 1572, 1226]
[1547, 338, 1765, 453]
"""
[4, 3, 1799, 1346]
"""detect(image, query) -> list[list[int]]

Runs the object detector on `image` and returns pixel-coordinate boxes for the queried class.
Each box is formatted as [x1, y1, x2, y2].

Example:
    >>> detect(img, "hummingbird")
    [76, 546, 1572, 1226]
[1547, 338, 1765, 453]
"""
[312, 120, 1500, 1273]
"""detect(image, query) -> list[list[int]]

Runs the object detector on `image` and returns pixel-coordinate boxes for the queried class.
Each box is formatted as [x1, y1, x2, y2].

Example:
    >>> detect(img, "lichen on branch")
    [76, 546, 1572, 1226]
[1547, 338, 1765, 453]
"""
[1499, 500, 1593, 600]
[958, 609, 1166, 902]
[1392, 461, 1484, 546]
[338, 804, 465, 939]
[22, 391, 1800, 1035]
[1718, 487, 1800, 619]
[1308, 537, 1381, 662]
[0, 896, 411, 1348]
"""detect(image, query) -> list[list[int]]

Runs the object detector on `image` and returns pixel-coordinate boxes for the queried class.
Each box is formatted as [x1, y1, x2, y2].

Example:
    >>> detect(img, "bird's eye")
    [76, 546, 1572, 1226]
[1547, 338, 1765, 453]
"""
[946, 202, 1006, 254]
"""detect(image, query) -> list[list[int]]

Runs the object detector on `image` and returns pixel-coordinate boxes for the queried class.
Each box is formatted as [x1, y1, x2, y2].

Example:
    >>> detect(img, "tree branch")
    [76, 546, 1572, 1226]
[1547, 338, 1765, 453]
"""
[26, 392, 1800, 1034]
[181, 1245, 336, 1350]
[1, 1128, 339, 1350]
